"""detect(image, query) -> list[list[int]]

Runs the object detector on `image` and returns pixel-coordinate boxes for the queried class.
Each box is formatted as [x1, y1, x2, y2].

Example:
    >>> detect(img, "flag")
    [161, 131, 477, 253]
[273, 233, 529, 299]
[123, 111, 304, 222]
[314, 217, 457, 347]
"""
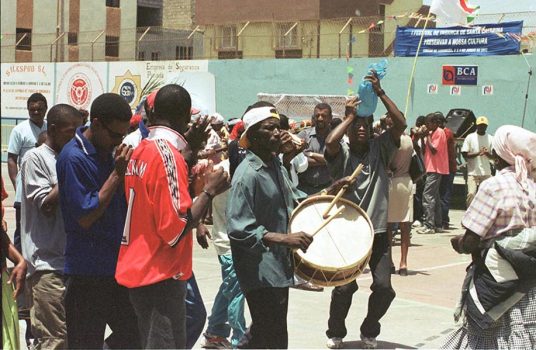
[430, 0, 479, 27]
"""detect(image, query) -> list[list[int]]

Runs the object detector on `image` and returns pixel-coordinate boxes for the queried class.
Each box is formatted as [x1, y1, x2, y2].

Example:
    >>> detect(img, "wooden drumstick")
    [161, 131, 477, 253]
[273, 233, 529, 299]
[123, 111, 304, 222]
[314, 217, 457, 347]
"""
[322, 163, 364, 219]
[310, 206, 345, 237]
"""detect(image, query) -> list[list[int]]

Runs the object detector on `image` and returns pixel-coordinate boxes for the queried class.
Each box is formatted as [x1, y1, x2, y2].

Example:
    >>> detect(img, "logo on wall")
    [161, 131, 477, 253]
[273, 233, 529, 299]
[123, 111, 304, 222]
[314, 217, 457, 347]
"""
[112, 70, 142, 108]
[69, 73, 91, 107]
[442, 65, 478, 86]
[427, 84, 438, 94]
[56, 63, 105, 110]
[482, 85, 494, 95]
[450, 86, 462, 95]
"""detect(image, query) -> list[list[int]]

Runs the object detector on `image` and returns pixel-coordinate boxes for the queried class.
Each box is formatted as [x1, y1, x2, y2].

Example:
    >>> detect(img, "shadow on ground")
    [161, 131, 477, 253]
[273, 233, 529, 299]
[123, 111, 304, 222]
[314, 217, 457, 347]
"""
[342, 339, 416, 349]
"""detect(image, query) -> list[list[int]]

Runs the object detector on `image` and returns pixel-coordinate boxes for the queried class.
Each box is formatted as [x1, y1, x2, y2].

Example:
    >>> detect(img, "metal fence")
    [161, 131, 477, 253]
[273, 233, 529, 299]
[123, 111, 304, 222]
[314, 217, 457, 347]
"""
[258, 93, 348, 121]
[1, 12, 534, 62]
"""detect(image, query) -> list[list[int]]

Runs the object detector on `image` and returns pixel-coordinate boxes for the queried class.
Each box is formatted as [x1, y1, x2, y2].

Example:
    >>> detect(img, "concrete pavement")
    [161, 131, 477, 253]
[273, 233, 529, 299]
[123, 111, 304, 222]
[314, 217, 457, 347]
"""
[192, 213, 470, 349]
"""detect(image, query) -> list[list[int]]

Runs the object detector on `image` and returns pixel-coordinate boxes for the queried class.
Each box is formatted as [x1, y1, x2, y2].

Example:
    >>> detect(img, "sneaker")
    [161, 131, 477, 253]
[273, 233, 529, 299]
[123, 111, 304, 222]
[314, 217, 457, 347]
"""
[202, 333, 232, 349]
[416, 227, 435, 235]
[360, 334, 377, 349]
[292, 281, 324, 292]
[326, 337, 343, 349]
[435, 227, 445, 233]
[412, 220, 422, 228]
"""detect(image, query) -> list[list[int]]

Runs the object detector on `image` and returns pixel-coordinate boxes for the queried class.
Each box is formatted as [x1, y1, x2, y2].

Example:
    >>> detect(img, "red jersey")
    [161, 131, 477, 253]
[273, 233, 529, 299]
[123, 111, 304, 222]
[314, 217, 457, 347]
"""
[116, 137, 193, 288]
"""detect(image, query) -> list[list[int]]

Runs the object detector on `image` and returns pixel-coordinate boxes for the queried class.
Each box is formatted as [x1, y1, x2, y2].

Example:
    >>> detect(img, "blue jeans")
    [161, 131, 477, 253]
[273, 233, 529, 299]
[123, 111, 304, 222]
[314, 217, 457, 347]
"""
[439, 172, 456, 226]
[206, 255, 246, 347]
[186, 273, 207, 349]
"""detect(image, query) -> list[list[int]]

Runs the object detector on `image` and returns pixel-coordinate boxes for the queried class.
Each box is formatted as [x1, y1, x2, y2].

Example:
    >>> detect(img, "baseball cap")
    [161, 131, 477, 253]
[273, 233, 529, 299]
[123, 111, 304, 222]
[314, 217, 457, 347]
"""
[130, 89, 159, 126]
[476, 116, 488, 125]
[239, 106, 280, 149]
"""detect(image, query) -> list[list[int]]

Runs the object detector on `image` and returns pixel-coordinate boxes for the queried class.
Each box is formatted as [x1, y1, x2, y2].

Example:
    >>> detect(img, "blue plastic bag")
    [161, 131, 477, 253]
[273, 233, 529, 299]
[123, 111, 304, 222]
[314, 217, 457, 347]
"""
[357, 59, 388, 117]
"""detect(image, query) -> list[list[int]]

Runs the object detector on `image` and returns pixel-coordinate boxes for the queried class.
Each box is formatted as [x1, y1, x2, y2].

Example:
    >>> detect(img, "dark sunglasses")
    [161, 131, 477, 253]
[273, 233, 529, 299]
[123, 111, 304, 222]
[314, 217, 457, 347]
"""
[96, 119, 125, 140]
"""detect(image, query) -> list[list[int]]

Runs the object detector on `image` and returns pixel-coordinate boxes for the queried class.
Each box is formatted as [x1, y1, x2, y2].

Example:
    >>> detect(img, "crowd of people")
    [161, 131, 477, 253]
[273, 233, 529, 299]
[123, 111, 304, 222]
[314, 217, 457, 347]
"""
[1, 74, 535, 350]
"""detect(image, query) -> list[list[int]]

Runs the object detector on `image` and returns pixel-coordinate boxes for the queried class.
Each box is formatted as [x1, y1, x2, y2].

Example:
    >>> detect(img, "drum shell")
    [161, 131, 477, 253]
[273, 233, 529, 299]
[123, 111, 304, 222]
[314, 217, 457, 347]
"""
[290, 195, 374, 287]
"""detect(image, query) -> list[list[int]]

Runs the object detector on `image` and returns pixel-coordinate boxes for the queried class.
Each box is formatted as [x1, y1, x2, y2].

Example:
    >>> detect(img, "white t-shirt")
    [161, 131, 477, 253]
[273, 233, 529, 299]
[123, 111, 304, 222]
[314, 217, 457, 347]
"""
[211, 159, 231, 255]
[7, 120, 48, 202]
[461, 132, 494, 176]
[122, 128, 143, 148]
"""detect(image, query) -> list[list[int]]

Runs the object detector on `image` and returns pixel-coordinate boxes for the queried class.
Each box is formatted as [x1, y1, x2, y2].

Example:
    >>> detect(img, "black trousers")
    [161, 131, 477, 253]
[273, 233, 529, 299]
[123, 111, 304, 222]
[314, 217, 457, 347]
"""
[413, 178, 425, 222]
[65, 275, 140, 349]
[326, 232, 396, 339]
[240, 287, 289, 349]
[129, 278, 187, 349]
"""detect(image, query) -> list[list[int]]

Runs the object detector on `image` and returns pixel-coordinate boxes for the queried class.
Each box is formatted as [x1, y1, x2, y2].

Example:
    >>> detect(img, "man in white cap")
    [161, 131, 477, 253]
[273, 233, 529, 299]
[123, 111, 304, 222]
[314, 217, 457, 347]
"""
[200, 113, 228, 165]
[227, 102, 349, 348]
[461, 116, 494, 207]
[226, 102, 311, 349]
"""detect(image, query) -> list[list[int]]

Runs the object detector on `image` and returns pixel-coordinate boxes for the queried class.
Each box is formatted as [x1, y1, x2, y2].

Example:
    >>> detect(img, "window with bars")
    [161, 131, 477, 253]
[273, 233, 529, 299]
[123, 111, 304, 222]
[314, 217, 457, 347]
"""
[220, 25, 237, 49]
[277, 23, 299, 48]
[138, 51, 145, 60]
[151, 51, 160, 60]
[106, 0, 120, 8]
[105, 36, 119, 57]
[175, 46, 193, 60]
[68, 32, 78, 45]
[16, 28, 32, 51]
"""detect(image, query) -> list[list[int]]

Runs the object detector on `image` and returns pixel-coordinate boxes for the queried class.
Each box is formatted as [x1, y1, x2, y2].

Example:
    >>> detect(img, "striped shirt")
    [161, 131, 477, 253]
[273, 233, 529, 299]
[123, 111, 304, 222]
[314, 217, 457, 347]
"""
[462, 166, 536, 240]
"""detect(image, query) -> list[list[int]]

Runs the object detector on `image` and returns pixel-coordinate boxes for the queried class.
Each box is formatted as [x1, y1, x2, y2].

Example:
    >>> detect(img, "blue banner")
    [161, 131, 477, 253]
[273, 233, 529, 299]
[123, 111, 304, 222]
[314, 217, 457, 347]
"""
[395, 21, 523, 57]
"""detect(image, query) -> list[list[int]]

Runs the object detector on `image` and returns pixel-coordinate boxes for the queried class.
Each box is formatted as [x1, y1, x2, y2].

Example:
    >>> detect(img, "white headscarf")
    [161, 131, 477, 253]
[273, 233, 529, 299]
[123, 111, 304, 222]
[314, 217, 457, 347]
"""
[492, 125, 536, 189]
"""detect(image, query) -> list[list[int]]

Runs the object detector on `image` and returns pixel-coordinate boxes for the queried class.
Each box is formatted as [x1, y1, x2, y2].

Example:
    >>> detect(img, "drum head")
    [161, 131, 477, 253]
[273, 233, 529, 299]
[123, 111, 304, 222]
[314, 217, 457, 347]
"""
[289, 196, 373, 271]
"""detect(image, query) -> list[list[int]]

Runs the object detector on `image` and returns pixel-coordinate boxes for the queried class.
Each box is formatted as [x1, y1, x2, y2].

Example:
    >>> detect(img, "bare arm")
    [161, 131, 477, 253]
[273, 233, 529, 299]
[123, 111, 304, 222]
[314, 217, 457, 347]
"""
[366, 71, 406, 141]
[263, 231, 312, 251]
[426, 135, 438, 155]
[1, 230, 27, 298]
[41, 185, 60, 217]
[325, 97, 359, 157]
[462, 151, 481, 160]
[184, 165, 230, 233]
[195, 223, 211, 249]
[305, 153, 327, 167]
[7, 153, 18, 190]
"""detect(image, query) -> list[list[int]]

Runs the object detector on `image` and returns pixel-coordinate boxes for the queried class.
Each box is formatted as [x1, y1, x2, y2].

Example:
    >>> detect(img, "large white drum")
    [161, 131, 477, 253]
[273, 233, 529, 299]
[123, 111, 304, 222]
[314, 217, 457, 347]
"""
[289, 195, 374, 287]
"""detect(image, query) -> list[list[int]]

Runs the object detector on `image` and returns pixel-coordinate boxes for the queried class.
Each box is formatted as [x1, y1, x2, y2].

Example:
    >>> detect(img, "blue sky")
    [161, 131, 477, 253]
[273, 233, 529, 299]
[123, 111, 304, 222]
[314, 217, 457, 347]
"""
[423, 0, 536, 13]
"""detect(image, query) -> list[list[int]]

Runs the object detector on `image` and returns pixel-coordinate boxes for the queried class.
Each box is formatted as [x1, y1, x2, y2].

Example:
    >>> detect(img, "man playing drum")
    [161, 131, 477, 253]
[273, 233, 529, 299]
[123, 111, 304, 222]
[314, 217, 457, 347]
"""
[227, 103, 349, 349]
[324, 71, 407, 349]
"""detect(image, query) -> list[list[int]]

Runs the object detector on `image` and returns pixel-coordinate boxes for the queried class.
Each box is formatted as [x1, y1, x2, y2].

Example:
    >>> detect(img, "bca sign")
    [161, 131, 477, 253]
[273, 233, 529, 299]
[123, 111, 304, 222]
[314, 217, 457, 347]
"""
[442, 65, 478, 86]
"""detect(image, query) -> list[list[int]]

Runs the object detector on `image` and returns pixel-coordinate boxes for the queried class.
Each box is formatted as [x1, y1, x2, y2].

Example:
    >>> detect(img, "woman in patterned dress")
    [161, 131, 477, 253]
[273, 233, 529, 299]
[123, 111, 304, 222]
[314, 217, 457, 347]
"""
[442, 125, 536, 349]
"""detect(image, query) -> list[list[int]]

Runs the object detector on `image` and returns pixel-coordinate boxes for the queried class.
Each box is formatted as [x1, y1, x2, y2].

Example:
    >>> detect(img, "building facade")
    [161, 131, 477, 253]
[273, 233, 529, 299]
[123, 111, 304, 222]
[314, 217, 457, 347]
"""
[1, 0, 137, 63]
[195, 0, 424, 59]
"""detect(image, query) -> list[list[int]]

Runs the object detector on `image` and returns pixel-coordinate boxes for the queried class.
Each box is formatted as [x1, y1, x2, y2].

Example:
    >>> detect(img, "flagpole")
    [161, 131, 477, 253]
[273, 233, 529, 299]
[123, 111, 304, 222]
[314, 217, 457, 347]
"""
[403, 10, 432, 118]
[521, 51, 533, 128]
